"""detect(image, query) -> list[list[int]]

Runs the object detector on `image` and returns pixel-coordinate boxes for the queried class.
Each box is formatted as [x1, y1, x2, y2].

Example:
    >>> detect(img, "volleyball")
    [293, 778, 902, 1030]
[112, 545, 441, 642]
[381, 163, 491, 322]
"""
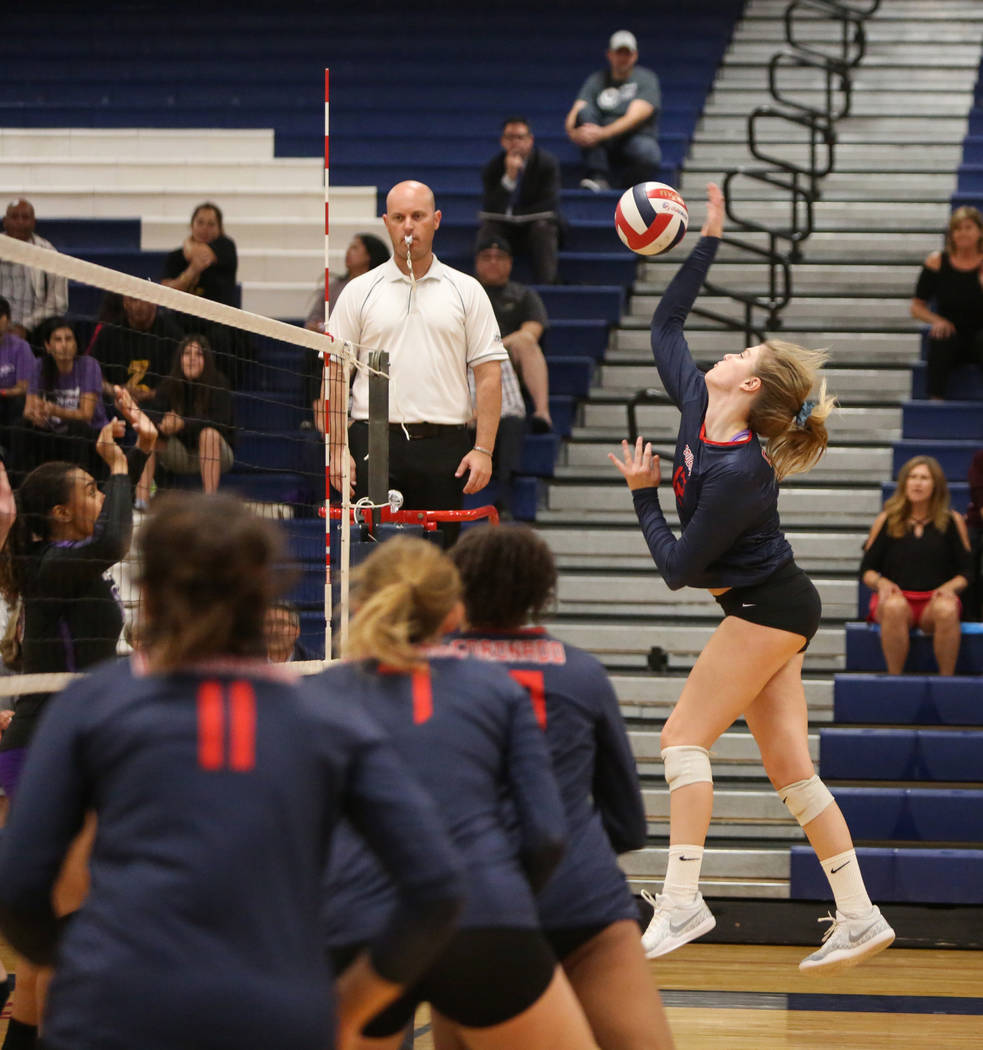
[614, 182, 689, 256]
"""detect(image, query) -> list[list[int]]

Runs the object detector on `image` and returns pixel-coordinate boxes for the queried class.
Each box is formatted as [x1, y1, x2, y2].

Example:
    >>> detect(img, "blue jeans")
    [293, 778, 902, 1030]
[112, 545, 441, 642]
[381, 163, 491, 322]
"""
[577, 102, 661, 187]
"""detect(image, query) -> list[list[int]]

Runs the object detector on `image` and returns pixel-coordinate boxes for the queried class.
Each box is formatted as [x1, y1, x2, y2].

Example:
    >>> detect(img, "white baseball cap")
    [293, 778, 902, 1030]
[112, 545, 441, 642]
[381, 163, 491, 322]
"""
[609, 30, 638, 52]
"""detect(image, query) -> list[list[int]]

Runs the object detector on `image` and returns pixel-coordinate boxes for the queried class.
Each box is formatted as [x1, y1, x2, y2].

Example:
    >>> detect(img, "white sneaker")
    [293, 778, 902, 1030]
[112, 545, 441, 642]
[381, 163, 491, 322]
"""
[798, 906, 895, 975]
[579, 176, 610, 192]
[640, 890, 716, 959]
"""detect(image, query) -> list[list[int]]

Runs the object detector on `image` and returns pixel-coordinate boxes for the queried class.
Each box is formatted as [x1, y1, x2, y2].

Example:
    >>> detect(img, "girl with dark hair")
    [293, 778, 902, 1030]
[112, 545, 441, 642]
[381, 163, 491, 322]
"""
[320, 535, 601, 1050]
[0, 388, 155, 1050]
[0, 492, 466, 1050]
[608, 183, 894, 974]
[860, 455, 972, 674]
[145, 334, 235, 497]
[443, 524, 675, 1050]
[21, 318, 107, 475]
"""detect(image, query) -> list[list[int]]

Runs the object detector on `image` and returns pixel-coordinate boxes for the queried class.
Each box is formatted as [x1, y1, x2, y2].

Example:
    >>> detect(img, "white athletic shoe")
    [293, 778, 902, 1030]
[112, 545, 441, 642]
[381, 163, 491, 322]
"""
[640, 890, 716, 959]
[798, 906, 896, 975]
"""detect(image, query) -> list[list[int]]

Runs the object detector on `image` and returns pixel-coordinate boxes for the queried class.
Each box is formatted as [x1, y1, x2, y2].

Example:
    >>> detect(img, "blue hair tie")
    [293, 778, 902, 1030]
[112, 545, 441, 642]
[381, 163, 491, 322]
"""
[795, 399, 815, 427]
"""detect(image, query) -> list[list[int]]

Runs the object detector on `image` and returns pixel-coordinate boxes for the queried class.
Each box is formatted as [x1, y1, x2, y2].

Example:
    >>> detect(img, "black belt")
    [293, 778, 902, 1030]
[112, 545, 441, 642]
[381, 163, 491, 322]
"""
[350, 421, 469, 440]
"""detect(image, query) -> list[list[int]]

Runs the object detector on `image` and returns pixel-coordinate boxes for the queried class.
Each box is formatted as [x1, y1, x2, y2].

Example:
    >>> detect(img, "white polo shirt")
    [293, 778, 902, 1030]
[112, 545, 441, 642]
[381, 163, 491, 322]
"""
[328, 255, 507, 424]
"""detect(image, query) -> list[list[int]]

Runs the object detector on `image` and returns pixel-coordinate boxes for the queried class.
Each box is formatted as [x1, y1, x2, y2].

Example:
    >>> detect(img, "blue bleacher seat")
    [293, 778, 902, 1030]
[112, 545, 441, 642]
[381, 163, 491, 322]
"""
[902, 401, 983, 440]
[519, 433, 562, 478]
[831, 787, 983, 842]
[834, 674, 983, 726]
[789, 846, 983, 904]
[911, 360, 983, 401]
[879, 481, 969, 514]
[534, 286, 624, 323]
[892, 440, 980, 481]
[819, 727, 983, 782]
[845, 621, 983, 673]
[36, 218, 141, 252]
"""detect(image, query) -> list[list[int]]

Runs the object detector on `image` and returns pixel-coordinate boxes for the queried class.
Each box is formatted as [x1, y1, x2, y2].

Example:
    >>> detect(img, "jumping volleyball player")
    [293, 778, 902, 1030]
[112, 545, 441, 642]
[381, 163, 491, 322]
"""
[319, 536, 602, 1050]
[439, 524, 675, 1050]
[609, 183, 894, 973]
[0, 494, 466, 1050]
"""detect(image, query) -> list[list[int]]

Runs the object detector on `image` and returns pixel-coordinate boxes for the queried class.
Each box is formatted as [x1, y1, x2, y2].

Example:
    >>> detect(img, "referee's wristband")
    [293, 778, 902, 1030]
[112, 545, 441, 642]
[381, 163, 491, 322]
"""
[472, 445, 493, 457]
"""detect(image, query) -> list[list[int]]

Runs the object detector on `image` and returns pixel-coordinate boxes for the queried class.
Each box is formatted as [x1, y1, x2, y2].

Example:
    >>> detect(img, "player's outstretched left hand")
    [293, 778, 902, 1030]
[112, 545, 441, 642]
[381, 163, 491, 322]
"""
[608, 437, 661, 492]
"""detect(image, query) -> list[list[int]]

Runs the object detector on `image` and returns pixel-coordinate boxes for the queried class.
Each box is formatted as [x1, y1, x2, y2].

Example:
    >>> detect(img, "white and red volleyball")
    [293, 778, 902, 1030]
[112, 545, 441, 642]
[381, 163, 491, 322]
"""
[614, 182, 689, 256]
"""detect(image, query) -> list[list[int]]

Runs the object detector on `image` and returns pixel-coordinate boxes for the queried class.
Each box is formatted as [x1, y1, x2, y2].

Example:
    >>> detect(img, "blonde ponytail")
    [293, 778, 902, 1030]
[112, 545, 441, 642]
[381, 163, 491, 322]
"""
[749, 341, 837, 481]
[345, 536, 461, 670]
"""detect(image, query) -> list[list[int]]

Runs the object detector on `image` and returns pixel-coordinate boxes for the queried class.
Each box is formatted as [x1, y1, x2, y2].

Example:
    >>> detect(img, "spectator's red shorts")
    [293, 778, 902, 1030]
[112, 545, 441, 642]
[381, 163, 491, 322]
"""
[867, 589, 961, 628]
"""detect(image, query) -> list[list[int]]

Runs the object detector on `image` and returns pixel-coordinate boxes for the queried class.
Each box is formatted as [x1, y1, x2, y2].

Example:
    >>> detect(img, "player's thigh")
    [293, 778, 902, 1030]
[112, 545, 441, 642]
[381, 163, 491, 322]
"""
[662, 616, 805, 750]
[743, 654, 815, 787]
[561, 920, 675, 1050]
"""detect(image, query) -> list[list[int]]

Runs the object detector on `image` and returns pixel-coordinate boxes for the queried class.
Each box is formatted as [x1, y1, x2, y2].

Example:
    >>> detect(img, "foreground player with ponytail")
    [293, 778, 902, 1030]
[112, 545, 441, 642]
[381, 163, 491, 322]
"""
[609, 182, 894, 974]
[320, 536, 602, 1050]
[0, 494, 465, 1050]
[442, 524, 675, 1050]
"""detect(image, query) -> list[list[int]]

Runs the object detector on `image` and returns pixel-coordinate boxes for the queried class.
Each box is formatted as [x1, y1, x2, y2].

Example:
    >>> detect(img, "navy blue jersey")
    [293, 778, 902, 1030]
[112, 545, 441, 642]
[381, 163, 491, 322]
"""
[0, 659, 464, 1050]
[632, 236, 794, 590]
[320, 655, 566, 946]
[443, 629, 643, 930]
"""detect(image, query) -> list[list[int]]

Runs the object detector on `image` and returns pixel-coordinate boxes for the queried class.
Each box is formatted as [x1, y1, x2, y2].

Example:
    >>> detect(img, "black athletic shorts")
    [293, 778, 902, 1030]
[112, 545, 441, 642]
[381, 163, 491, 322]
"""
[329, 927, 557, 1036]
[545, 923, 611, 961]
[715, 560, 822, 652]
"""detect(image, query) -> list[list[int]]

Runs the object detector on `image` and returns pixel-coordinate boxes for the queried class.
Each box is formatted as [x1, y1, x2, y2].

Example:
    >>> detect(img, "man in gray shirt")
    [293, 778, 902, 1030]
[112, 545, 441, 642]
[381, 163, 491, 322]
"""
[564, 30, 661, 191]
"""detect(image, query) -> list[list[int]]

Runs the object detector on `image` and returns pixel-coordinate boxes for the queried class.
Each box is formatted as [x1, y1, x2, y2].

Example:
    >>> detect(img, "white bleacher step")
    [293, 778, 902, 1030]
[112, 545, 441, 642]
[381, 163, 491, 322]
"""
[643, 787, 806, 841]
[141, 215, 384, 254]
[703, 90, 972, 117]
[241, 282, 315, 319]
[669, 234, 931, 266]
[0, 127, 277, 162]
[0, 157, 324, 192]
[610, 329, 921, 362]
[663, 198, 950, 232]
[631, 728, 818, 772]
[562, 440, 894, 482]
[626, 295, 920, 329]
[593, 366, 912, 404]
[686, 142, 963, 173]
[694, 115, 968, 142]
[543, 621, 844, 672]
[622, 846, 791, 890]
[712, 65, 977, 89]
[545, 483, 882, 528]
[540, 525, 867, 578]
[627, 875, 789, 900]
[678, 173, 955, 204]
[732, 20, 983, 44]
[719, 43, 980, 66]
[610, 672, 833, 721]
[556, 574, 857, 621]
[637, 261, 918, 296]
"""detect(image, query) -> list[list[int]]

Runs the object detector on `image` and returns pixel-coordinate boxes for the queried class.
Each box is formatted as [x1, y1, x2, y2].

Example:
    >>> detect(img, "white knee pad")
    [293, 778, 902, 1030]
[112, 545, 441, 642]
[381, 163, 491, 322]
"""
[661, 745, 712, 791]
[780, 775, 834, 827]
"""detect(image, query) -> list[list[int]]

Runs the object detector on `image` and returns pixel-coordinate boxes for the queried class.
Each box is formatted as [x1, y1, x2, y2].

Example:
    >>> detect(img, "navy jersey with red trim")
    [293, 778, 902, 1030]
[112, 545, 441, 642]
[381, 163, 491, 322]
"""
[0, 659, 464, 1050]
[631, 236, 794, 590]
[320, 655, 566, 946]
[442, 629, 643, 930]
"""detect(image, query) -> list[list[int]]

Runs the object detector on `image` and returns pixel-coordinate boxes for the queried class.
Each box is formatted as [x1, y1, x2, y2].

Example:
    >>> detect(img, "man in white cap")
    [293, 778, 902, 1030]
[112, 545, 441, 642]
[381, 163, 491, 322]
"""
[564, 30, 661, 191]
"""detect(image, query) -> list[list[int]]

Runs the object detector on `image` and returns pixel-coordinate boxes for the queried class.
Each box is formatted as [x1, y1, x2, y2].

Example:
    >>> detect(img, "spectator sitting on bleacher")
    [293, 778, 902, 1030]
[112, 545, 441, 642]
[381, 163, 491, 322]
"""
[910, 205, 983, 401]
[144, 335, 234, 499]
[474, 235, 552, 433]
[88, 291, 184, 405]
[477, 116, 560, 285]
[304, 233, 390, 332]
[264, 600, 313, 663]
[0, 295, 35, 466]
[564, 30, 661, 192]
[860, 455, 973, 675]
[965, 449, 983, 620]
[21, 318, 107, 477]
[160, 201, 252, 387]
[0, 198, 69, 344]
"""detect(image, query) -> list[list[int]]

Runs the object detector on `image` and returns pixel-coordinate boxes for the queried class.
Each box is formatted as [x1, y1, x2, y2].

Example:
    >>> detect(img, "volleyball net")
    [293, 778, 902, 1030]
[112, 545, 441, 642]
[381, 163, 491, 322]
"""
[0, 233, 356, 693]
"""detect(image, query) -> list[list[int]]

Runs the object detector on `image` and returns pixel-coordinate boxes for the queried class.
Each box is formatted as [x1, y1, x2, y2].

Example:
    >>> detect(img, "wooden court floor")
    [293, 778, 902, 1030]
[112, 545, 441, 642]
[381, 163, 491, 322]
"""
[2, 942, 980, 1048]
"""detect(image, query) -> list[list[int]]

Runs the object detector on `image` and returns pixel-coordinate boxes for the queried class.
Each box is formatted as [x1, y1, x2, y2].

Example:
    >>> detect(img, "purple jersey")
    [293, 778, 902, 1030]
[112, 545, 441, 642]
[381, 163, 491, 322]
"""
[442, 629, 643, 930]
[0, 331, 34, 390]
[29, 354, 107, 429]
[632, 236, 794, 589]
[319, 654, 566, 946]
[0, 659, 464, 1050]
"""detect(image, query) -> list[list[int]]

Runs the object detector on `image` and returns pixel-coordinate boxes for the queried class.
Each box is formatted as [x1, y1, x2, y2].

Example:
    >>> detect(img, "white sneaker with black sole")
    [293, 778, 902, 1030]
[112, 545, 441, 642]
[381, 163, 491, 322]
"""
[798, 906, 896, 974]
[640, 890, 716, 959]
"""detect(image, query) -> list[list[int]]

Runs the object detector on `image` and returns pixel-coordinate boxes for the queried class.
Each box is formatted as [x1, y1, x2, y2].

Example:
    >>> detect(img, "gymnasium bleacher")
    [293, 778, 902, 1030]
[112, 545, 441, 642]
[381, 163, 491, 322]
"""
[2, 0, 982, 950]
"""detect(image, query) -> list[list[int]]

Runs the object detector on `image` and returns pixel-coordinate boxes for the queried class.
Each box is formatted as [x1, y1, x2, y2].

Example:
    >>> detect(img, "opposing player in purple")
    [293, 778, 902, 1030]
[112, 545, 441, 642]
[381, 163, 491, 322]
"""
[0, 493, 466, 1050]
[440, 523, 675, 1050]
[608, 182, 894, 974]
[320, 536, 601, 1050]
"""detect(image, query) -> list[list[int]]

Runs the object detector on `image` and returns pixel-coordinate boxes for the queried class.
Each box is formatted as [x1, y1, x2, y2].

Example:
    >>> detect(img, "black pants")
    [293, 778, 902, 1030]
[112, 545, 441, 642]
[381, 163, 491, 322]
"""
[477, 218, 559, 285]
[926, 327, 983, 398]
[349, 421, 473, 544]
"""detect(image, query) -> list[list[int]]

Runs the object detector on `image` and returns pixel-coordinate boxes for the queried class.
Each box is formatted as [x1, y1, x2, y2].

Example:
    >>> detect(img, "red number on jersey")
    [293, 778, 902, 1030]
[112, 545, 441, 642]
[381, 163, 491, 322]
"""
[507, 669, 547, 730]
[196, 680, 256, 771]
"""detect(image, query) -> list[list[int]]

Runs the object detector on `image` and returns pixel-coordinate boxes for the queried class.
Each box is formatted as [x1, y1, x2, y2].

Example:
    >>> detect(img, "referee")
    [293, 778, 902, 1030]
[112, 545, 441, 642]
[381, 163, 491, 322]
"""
[327, 181, 506, 540]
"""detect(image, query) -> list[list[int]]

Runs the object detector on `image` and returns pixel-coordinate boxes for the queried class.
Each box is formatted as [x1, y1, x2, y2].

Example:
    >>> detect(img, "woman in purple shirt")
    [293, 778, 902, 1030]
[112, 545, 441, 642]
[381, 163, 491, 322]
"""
[22, 318, 106, 477]
[609, 183, 894, 975]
